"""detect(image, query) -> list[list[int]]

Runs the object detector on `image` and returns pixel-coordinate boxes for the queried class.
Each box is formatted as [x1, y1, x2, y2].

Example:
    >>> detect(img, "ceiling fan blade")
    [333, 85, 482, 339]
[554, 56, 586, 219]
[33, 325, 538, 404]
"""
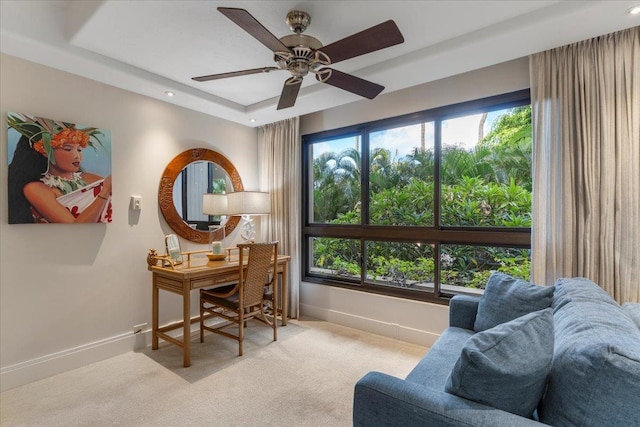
[319, 20, 404, 65]
[316, 68, 384, 99]
[192, 67, 281, 82]
[277, 77, 302, 110]
[218, 7, 290, 53]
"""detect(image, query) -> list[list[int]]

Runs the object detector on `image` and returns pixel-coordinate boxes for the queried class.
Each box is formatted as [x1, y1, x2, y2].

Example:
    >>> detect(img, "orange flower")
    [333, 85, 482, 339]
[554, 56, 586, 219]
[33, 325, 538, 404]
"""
[33, 127, 90, 157]
[53, 128, 90, 146]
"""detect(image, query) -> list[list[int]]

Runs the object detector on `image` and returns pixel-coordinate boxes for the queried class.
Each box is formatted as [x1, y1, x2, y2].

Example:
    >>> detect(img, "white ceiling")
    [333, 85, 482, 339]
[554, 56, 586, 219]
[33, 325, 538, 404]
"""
[1, 1, 639, 127]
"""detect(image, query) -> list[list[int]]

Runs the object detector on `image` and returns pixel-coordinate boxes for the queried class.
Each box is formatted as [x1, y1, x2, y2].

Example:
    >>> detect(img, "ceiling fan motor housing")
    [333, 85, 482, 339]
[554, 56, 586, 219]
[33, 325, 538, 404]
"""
[276, 34, 326, 77]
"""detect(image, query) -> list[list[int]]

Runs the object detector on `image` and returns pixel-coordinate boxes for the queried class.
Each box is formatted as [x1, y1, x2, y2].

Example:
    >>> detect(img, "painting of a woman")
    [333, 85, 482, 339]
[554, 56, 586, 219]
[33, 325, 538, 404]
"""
[7, 113, 112, 224]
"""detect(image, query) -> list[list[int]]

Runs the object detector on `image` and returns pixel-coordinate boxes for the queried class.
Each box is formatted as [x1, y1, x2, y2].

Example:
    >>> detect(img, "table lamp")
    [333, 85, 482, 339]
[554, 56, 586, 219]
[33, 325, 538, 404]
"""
[226, 191, 270, 242]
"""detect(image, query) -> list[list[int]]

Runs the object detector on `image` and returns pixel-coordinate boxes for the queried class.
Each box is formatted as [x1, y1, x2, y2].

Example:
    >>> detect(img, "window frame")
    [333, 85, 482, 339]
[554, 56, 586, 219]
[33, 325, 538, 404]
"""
[302, 89, 531, 304]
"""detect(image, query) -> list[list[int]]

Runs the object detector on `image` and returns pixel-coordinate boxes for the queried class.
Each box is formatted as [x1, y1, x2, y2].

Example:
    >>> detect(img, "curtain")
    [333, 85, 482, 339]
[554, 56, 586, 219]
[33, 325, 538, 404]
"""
[530, 27, 639, 303]
[258, 117, 301, 318]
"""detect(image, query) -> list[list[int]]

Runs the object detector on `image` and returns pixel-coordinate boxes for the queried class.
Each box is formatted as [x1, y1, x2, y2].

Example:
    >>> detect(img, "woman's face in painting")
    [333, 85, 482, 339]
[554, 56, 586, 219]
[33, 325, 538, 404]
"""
[50, 143, 83, 176]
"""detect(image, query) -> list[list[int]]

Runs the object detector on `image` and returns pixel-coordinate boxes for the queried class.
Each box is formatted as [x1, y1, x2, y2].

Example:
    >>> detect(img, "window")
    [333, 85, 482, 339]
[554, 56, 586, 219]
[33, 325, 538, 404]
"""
[302, 90, 531, 304]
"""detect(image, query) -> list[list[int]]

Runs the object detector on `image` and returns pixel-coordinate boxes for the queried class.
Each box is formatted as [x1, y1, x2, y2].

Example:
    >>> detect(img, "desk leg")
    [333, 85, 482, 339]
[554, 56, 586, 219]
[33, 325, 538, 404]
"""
[183, 282, 191, 367]
[152, 279, 159, 350]
[281, 264, 288, 326]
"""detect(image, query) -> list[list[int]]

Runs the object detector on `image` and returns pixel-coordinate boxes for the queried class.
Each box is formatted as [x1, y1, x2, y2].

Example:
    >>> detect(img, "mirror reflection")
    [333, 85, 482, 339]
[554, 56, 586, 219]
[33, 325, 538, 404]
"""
[173, 161, 231, 231]
[158, 148, 243, 244]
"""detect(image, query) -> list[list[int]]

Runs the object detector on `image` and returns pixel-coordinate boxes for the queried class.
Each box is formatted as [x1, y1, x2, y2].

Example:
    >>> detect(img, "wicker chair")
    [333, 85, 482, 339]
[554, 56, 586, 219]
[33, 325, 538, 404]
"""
[199, 241, 278, 356]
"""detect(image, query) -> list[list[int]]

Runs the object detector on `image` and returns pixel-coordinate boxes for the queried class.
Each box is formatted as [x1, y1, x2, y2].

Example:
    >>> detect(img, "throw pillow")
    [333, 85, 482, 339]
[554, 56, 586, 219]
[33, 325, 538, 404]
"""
[445, 308, 554, 418]
[474, 272, 554, 332]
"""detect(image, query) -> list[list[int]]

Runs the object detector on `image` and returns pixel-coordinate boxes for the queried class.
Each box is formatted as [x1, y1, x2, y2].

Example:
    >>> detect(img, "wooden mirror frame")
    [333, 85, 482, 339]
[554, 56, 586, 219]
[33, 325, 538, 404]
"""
[159, 148, 243, 244]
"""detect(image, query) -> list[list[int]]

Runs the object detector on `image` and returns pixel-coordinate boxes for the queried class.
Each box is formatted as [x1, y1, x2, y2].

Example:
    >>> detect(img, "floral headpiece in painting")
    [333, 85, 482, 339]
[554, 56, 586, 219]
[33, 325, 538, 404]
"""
[7, 113, 105, 165]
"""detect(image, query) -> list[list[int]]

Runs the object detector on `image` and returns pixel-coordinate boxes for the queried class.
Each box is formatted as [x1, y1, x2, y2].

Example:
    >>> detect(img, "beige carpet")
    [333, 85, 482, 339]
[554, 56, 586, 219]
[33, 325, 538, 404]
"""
[0, 317, 428, 426]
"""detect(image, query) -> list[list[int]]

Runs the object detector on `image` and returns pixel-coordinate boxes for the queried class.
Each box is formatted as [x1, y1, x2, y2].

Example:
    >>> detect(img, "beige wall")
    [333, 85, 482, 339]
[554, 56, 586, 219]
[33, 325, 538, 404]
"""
[0, 54, 258, 391]
[298, 57, 530, 347]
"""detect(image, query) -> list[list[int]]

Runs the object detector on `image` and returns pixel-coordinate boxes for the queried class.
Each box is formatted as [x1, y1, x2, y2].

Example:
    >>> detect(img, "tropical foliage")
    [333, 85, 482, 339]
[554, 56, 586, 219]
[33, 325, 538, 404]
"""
[311, 106, 532, 290]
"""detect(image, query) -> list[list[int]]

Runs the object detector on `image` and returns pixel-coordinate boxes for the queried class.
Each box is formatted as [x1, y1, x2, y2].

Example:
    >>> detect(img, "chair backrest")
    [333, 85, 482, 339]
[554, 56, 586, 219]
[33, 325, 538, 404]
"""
[238, 241, 278, 308]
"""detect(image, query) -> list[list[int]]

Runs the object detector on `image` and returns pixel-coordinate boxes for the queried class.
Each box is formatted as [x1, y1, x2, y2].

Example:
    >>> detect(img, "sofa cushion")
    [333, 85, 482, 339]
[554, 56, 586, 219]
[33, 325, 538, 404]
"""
[538, 278, 640, 427]
[406, 326, 474, 389]
[552, 276, 618, 309]
[623, 303, 640, 330]
[445, 308, 554, 418]
[474, 272, 554, 332]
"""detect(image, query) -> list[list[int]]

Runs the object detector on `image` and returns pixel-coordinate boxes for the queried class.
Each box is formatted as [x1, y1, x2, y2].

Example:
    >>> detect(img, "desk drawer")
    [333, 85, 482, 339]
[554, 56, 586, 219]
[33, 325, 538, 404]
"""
[192, 273, 238, 289]
[156, 276, 182, 292]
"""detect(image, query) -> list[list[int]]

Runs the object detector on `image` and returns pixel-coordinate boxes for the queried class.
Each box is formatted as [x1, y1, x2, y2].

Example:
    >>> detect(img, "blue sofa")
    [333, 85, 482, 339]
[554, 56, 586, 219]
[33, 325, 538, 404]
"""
[354, 276, 640, 426]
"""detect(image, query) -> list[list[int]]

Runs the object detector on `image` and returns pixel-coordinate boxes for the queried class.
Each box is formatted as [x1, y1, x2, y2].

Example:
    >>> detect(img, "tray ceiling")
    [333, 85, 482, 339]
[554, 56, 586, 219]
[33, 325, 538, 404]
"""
[1, 1, 638, 127]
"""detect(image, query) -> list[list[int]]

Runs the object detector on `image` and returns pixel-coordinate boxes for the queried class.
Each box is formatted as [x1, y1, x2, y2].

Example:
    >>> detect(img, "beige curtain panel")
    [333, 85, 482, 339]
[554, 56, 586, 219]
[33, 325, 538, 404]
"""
[258, 117, 301, 318]
[530, 27, 639, 303]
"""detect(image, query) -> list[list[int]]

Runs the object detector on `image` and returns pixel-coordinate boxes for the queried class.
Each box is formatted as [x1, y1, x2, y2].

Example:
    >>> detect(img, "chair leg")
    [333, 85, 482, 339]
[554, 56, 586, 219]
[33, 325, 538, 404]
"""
[238, 310, 244, 357]
[199, 300, 204, 343]
[273, 286, 278, 342]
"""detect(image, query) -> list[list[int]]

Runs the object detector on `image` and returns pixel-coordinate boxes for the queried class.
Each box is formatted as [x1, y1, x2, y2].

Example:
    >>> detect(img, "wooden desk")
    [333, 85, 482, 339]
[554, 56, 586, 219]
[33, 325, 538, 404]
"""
[150, 253, 290, 367]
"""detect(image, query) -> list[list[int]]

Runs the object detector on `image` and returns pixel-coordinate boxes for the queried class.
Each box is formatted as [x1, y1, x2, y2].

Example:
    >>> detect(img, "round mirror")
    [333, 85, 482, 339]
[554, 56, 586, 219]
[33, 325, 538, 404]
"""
[159, 148, 243, 243]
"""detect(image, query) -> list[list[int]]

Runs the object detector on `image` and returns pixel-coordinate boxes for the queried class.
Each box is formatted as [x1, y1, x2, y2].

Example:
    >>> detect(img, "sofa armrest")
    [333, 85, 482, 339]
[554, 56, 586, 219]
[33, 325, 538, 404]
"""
[449, 294, 480, 330]
[354, 372, 543, 427]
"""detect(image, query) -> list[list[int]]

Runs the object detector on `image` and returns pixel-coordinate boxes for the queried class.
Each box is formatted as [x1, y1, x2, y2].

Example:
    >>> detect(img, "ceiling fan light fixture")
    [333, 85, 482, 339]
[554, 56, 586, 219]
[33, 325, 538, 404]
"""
[289, 59, 310, 77]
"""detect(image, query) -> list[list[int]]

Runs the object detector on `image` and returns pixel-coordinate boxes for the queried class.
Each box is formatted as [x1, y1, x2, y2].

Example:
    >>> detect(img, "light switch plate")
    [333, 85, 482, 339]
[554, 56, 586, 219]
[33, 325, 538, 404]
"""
[131, 195, 142, 210]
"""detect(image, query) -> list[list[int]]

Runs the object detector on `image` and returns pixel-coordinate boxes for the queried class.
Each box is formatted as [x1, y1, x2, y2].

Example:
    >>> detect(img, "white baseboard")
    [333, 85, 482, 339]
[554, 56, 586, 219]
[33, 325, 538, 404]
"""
[1, 310, 439, 392]
[300, 303, 440, 348]
[0, 317, 232, 392]
[0, 330, 149, 392]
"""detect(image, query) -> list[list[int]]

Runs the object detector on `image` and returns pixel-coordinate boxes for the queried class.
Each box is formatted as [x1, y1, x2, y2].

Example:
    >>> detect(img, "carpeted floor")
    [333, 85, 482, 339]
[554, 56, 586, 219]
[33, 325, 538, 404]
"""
[0, 317, 428, 426]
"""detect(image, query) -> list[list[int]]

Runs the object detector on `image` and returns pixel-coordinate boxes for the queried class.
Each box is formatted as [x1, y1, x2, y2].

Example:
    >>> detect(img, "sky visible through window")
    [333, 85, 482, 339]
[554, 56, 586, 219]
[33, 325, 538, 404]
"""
[313, 110, 504, 158]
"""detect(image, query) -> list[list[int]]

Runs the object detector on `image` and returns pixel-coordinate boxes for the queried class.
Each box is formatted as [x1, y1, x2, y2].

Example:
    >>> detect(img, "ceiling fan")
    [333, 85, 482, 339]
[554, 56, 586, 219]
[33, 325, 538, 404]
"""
[192, 7, 405, 110]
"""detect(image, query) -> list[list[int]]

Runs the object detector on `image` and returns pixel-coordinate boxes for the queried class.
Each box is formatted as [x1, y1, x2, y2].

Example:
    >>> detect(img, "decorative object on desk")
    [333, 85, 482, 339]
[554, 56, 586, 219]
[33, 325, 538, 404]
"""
[206, 252, 227, 261]
[227, 191, 270, 242]
[203, 193, 228, 259]
[165, 234, 182, 265]
[146, 248, 159, 270]
[210, 237, 223, 255]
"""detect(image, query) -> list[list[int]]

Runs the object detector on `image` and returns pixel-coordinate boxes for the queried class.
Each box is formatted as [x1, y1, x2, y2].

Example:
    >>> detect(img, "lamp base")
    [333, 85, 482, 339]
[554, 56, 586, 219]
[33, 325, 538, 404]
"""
[240, 215, 256, 242]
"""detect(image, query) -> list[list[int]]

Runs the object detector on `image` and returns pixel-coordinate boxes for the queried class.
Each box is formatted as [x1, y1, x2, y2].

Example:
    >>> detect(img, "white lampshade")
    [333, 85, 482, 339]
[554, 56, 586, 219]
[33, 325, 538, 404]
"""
[202, 193, 228, 215]
[227, 191, 270, 216]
